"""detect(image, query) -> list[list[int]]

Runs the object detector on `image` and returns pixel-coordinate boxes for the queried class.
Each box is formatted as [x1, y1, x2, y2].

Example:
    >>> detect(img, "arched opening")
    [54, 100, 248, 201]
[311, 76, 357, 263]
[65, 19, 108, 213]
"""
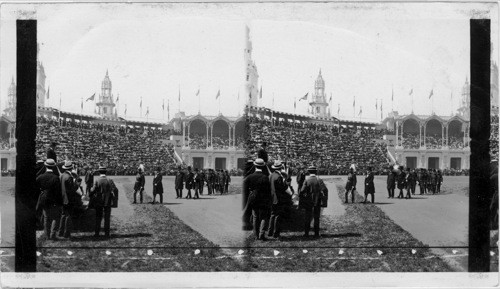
[212, 119, 229, 149]
[448, 120, 464, 149]
[402, 118, 420, 149]
[189, 119, 207, 149]
[235, 120, 245, 149]
[425, 119, 443, 149]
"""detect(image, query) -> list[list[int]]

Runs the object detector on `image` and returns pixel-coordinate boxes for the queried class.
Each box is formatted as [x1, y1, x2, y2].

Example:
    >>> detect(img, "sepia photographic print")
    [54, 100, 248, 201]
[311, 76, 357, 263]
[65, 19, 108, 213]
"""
[0, 1, 499, 287]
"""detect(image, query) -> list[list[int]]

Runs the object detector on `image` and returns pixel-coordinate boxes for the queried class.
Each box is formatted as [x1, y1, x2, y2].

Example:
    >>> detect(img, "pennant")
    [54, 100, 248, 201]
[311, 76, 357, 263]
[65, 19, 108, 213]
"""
[409, 88, 413, 96]
[116, 94, 119, 102]
[353, 96, 356, 108]
[140, 97, 142, 108]
[81, 99, 83, 110]
[299, 93, 308, 101]
[329, 93, 332, 102]
[337, 103, 340, 115]
[178, 87, 181, 102]
[294, 100, 296, 109]
[358, 106, 362, 116]
[47, 86, 50, 99]
[249, 92, 252, 100]
[162, 99, 165, 111]
[196, 88, 200, 96]
[145, 107, 149, 116]
[86, 93, 95, 102]
[428, 89, 434, 99]
[392, 88, 394, 102]
[375, 99, 378, 110]
[215, 89, 220, 99]
[259, 86, 263, 99]
[124, 105, 127, 116]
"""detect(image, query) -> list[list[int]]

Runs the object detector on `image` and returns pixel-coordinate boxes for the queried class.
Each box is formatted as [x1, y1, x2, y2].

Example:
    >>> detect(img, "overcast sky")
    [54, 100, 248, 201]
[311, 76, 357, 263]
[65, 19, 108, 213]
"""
[1, 2, 498, 122]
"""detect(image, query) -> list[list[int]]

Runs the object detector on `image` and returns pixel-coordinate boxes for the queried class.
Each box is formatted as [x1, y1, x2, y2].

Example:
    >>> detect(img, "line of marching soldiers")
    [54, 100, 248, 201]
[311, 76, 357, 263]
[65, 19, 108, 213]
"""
[173, 166, 231, 200]
[386, 166, 444, 199]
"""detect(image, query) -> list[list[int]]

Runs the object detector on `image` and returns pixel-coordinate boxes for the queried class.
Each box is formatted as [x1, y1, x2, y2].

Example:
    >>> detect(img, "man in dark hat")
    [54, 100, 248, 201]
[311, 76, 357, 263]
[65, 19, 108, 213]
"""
[133, 167, 145, 204]
[90, 165, 118, 238]
[185, 166, 194, 199]
[152, 167, 164, 204]
[36, 159, 63, 240]
[59, 160, 78, 239]
[242, 158, 272, 240]
[396, 166, 406, 198]
[429, 168, 437, 195]
[193, 168, 201, 199]
[296, 165, 306, 194]
[206, 169, 214, 195]
[267, 160, 289, 239]
[407, 168, 417, 197]
[300, 165, 328, 238]
[257, 142, 269, 164]
[224, 170, 231, 194]
[174, 166, 184, 199]
[386, 167, 396, 199]
[345, 165, 357, 203]
[436, 169, 443, 194]
[363, 166, 375, 203]
[417, 168, 427, 195]
[199, 169, 206, 195]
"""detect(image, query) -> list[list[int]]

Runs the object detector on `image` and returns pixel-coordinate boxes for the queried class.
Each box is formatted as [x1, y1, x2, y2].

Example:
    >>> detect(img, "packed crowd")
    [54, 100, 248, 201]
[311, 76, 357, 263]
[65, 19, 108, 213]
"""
[0, 139, 11, 150]
[246, 116, 389, 174]
[491, 114, 499, 160]
[36, 116, 179, 175]
[187, 133, 245, 150]
[400, 133, 464, 150]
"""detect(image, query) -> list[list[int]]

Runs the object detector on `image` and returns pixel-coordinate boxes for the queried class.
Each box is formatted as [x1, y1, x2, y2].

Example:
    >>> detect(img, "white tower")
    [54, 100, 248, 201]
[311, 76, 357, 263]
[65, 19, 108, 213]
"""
[245, 26, 259, 107]
[457, 77, 470, 120]
[4, 77, 16, 118]
[36, 43, 46, 108]
[309, 69, 329, 117]
[96, 70, 117, 118]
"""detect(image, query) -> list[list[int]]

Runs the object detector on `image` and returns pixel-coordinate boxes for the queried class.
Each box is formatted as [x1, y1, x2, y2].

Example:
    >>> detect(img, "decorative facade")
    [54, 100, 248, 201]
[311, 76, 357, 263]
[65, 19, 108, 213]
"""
[96, 70, 117, 118]
[4, 77, 16, 118]
[245, 26, 259, 107]
[309, 69, 329, 118]
[457, 77, 470, 120]
[36, 43, 47, 108]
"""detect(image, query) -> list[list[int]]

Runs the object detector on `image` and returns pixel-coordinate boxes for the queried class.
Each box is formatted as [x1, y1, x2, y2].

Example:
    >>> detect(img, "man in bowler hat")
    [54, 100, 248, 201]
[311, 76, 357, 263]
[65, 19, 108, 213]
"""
[300, 165, 328, 238]
[90, 165, 118, 238]
[174, 166, 184, 198]
[36, 159, 63, 240]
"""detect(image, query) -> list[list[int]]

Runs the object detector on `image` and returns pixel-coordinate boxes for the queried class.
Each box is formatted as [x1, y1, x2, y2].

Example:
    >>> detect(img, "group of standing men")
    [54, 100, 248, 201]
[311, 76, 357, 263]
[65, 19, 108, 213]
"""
[174, 166, 231, 199]
[243, 153, 328, 241]
[386, 167, 443, 199]
[36, 142, 118, 241]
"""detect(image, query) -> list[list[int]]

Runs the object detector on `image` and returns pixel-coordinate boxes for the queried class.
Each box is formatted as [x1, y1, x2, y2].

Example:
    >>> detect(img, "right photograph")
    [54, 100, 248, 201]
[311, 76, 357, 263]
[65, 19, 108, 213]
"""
[242, 2, 498, 272]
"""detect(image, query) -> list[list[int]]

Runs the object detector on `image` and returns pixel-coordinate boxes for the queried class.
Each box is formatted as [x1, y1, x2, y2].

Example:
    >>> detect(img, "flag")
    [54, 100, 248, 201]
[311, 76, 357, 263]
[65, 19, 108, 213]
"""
[124, 105, 127, 116]
[178, 87, 181, 102]
[375, 99, 378, 110]
[86, 93, 95, 102]
[259, 86, 262, 99]
[358, 106, 362, 116]
[337, 103, 340, 115]
[47, 86, 50, 99]
[248, 92, 252, 100]
[196, 88, 200, 96]
[353, 96, 355, 108]
[140, 97, 142, 108]
[299, 93, 308, 101]
[145, 107, 149, 116]
[116, 94, 119, 102]
[428, 89, 434, 99]
[162, 99, 165, 111]
[81, 98, 83, 110]
[409, 88, 413, 96]
[294, 100, 296, 109]
[329, 93, 332, 102]
[215, 89, 220, 99]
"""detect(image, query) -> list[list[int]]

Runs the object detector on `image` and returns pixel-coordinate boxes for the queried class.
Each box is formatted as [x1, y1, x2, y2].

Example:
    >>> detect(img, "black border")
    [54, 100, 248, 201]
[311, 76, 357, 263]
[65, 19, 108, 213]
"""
[468, 19, 491, 272]
[15, 19, 37, 272]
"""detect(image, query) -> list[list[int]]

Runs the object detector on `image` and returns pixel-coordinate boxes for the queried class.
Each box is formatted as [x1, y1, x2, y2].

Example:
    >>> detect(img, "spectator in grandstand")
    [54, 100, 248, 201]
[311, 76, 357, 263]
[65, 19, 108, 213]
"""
[84, 165, 94, 196]
[396, 166, 406, 199]
[47, 141, 58, 163]
[300, 165, 328, 238]
[59, 161, 77, 239]
[243, 158, 272, 240]
[268, 160, 290, 239]
[363, 166, 375, 203]
[258, 142, 269, 163]
[185, 166, 194, 199]
[152, 167, 164, 204]
[387, 168, 396, 198]
[345, 165, 357, 203]
[91, 165, 118, 239]
[133, 168, 145, 204]
[174, 166, 184, 199]
[36, 159, 63, 240]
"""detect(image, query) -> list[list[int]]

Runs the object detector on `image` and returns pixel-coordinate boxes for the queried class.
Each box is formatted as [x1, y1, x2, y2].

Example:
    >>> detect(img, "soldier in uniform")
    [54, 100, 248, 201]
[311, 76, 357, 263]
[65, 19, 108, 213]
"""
[345, 165, 357, 203]
[206, 169, 214, 195]
[152, 167, 164, 204]
[396, 166, 407, 199]
[407, 168, 417, 197]
[363, 166, 375, 203]
[387, 167, 396, 198]
[36, 159, 63, 240]
[300, 165, 328, 238]
[224, 170, 231, 194]
[185, 166, 194, 199]
[193, 168, 201, 199]
[91, 165, 118, 238]
[199, 169, 206, 195]
[417, 168, 427, 195]
[174, 166, 184, 199]
[219, 169, 227, 194]
[242, 158, 272, 240]
[133, 167, 145, 204]
[436, 170, 443, 194]
[429, 169, 437, 195]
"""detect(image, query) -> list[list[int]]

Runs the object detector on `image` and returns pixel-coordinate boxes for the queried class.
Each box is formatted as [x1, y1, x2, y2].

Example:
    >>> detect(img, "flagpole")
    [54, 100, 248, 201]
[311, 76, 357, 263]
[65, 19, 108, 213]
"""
[218, 90, 221, 115]
[59, 93, 62, 126]
[178, 84, 181, 113]
[140, 96, 143, 118]
[412, 94, 414, 114]
[163, 99, 165, 120]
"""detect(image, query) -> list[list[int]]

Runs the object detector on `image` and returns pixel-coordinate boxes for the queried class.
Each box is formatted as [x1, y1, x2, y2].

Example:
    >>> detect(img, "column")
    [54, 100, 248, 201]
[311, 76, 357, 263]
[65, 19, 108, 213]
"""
[210, 123, 213, 148]
[441, 124, 444, 148]
[463, 124, 466, 147]
[419, 123, 422, 148]
[187, 122, 190, 148]
[206, 123, 209, 149]
[182, 121, 186, 147]
[446, 123, 449, 147]
[423, 124, 426, 147]
[395, 121, 399, 147]
[233, 125, 236, 147]
[228, 125, 231, 149]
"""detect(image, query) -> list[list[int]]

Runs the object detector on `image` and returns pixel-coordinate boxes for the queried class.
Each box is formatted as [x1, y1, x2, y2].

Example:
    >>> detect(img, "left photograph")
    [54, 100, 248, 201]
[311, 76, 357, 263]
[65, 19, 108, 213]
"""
[1, 3, 249, 272]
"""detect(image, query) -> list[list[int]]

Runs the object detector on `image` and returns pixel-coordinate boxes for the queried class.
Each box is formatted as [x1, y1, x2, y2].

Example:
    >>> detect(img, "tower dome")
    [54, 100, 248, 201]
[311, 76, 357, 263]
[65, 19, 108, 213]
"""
[102, 69, 112, 90]
[315, 69, 325, 89]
